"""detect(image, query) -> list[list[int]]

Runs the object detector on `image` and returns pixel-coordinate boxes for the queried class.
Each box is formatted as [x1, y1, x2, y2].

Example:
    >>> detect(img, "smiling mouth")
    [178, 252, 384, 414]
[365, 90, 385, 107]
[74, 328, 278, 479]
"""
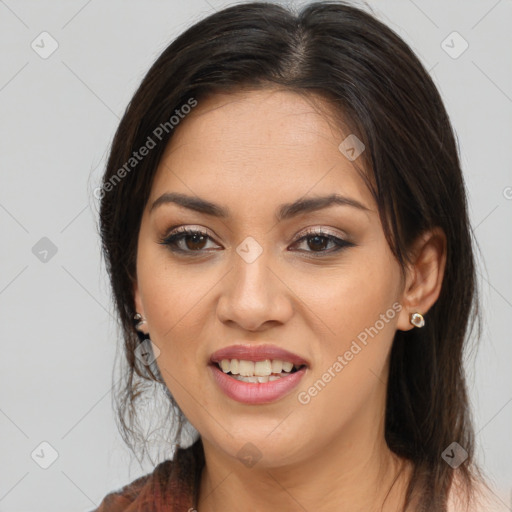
[213, 359, 307, 384]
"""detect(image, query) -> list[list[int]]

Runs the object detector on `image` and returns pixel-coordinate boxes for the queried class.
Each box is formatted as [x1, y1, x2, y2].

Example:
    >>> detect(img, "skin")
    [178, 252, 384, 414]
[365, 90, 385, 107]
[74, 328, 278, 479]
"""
[133, 88, 447, 511]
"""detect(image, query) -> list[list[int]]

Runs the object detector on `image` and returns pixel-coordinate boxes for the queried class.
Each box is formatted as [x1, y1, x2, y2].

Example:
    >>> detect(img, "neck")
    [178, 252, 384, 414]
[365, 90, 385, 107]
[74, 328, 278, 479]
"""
[196, 413, 413, 512]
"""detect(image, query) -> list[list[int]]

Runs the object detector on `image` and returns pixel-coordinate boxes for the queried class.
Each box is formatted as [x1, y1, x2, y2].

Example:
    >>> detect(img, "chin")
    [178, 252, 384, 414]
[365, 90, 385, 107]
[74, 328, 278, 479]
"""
[207, 425, 311, 469]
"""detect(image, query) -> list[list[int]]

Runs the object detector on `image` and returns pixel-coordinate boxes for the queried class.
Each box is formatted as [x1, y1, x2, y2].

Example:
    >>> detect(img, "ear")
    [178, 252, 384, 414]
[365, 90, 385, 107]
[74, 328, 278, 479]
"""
[396, 227, 447, 331]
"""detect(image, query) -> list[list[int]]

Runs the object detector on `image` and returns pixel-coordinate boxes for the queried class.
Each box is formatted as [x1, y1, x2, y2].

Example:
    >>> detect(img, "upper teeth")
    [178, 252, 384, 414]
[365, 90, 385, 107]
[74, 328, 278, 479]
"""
[218, 359, 298, 376]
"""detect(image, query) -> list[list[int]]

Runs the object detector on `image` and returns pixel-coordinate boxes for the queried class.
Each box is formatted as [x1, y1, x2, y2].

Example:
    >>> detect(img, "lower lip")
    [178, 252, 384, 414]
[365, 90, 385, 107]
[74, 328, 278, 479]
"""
[209, 364, 307, 404]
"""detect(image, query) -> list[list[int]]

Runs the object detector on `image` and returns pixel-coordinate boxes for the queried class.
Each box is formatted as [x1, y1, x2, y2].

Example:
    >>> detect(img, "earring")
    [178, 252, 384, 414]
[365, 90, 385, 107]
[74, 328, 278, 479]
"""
[134, 312, 147, 330]
[134, 312, 149, 342]
[410, 312, 425, 328]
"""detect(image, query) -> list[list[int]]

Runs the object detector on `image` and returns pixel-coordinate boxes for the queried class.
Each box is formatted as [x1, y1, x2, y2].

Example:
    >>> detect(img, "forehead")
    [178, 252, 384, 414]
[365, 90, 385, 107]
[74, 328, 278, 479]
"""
[150, 88, 374, 215]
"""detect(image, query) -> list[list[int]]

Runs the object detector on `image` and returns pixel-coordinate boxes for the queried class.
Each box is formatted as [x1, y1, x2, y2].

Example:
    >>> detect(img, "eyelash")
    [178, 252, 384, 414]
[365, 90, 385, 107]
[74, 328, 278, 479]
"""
[158, 226, 355, 257]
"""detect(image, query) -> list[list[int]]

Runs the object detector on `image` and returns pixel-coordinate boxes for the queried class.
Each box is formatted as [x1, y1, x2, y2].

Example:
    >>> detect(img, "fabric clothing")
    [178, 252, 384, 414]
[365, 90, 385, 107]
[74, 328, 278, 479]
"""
[92, 438, 204, 512]
[92, 438, 508, 511]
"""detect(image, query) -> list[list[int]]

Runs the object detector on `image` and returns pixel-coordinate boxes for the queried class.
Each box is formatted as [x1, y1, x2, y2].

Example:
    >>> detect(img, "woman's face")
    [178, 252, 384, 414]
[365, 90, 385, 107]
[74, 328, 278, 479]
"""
[134, 88, 412, 467]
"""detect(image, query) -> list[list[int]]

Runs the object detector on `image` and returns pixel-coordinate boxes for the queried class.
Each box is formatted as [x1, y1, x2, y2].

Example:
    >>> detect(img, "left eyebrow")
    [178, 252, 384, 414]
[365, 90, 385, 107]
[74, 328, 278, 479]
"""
[149, 192, 370, 220]
[276, 194, 370, 221]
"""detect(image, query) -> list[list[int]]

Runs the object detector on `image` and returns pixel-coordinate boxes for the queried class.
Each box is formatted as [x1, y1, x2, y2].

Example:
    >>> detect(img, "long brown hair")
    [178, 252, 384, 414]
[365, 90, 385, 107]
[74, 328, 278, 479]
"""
[98, 2, 484, 509]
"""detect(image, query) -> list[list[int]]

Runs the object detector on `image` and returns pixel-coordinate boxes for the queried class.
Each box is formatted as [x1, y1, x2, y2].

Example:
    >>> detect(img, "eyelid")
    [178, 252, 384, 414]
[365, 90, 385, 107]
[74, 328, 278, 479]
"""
[161, 224, 350, 245]
[294, 226, 349, 241]
[161, 224, 218, 240]
[161, 230, 354, 262]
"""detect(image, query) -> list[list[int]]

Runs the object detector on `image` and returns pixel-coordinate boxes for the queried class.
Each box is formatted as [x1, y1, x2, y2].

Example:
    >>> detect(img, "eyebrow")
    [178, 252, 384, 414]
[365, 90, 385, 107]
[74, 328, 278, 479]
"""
[149, 192, 370, 221]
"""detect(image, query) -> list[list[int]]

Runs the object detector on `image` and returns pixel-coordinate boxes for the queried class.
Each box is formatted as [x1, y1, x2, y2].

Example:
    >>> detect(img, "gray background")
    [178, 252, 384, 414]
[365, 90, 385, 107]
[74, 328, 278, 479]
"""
[0, 0, 511, 510]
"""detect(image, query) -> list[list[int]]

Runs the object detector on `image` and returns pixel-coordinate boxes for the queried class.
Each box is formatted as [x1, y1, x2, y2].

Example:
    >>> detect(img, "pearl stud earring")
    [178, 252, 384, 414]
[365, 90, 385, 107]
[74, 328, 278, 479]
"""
[410, 312, 425, 328]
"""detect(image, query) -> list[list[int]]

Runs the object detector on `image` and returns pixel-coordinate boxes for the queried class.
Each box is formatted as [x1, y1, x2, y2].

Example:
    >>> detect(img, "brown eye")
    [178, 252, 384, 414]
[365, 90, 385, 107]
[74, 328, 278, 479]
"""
[159, 227, 355, 257]
[291, 230, 355, 255]
[159, 227, 219, 253]
[182, 232, 208, 251]
[305, 235, 330, 252]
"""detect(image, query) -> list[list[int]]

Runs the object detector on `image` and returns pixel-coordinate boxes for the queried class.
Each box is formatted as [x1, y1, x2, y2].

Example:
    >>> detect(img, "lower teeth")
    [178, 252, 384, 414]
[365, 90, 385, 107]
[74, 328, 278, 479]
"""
[231, 373, 290, 383]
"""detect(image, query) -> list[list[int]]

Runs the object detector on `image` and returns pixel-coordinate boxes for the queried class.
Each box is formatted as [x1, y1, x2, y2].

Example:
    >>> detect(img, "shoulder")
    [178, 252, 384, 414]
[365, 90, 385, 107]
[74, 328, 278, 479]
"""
[91, 439, 204, 512]
[91, 459, 174, 512]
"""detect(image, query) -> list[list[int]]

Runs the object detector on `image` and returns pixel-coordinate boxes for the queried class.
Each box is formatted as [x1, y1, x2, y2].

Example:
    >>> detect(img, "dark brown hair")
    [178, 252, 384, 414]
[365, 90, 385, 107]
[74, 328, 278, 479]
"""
[98, 1, 485, 509]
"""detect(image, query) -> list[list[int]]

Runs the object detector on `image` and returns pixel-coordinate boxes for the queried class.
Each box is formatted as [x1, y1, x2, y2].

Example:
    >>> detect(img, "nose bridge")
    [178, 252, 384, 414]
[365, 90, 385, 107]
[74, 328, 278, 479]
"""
[216, 236, 292, 329]
[231, 238, 275, 307]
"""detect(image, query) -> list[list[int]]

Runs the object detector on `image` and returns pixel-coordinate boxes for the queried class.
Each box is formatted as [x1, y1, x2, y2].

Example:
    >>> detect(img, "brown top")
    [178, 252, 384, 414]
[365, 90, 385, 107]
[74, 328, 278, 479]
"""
[92, 438, 508, 512]
[92, 438, 204, 512]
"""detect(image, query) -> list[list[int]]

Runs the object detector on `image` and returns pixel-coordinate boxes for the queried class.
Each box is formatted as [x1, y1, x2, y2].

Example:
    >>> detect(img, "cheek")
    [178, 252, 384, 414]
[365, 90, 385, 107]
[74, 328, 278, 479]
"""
[135, 250, 215, 388]
[293, 251, 400, 350]
[138, 244, 220, 331]
[295, 297, 399, 443]
[295, 253, 401, 409]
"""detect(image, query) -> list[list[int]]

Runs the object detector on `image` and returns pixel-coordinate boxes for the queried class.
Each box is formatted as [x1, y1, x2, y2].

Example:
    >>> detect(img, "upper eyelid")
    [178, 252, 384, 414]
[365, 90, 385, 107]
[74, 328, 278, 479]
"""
[163, 225, 349, 242]
[161, 226, 352, 254]
[297, 226, 348, 239]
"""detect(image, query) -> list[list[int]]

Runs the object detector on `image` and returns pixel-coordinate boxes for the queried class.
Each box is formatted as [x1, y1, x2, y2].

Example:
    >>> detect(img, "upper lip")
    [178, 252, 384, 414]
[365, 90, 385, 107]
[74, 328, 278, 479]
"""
[210, 344, 309, 367]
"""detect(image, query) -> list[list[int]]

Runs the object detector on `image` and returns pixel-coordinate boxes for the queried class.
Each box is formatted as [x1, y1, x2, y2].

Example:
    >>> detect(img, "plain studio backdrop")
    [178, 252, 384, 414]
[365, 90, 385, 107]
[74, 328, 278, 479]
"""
[0, 1, 511, 510]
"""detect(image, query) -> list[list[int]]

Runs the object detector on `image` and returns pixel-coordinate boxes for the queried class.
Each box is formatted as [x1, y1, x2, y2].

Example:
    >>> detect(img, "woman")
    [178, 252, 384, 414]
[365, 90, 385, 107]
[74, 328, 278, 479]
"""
[93, 1, 502, 510]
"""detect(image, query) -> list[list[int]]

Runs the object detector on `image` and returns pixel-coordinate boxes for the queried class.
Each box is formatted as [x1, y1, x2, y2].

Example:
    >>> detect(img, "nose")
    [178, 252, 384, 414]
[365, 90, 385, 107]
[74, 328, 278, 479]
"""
[216, 249, 294, 332]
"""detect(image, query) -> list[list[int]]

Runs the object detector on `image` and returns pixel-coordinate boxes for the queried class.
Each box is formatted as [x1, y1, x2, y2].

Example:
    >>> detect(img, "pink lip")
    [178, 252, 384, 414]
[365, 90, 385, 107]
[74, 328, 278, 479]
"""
[209, 344, 309, 367]
[209, 364, 307, 404]
[208, 344, 309, 405]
